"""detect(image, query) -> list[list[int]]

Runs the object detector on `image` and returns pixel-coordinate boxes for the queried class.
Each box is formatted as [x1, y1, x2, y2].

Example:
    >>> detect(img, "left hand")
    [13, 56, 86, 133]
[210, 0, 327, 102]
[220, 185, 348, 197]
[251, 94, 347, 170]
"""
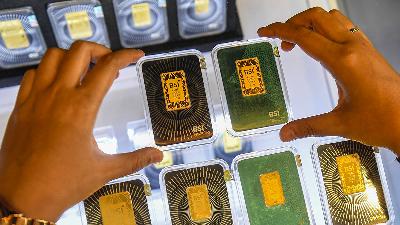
[0, 41, 163, 222]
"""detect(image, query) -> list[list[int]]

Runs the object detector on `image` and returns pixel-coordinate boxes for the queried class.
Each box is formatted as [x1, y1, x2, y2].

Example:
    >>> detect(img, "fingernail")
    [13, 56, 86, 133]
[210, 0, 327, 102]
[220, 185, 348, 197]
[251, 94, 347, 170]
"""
[280, 129, 296, 142]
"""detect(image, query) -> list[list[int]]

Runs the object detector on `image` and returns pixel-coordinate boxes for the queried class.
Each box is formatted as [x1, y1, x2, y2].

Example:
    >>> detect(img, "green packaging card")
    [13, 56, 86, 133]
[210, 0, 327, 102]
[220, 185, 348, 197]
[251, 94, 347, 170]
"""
[215, 40, 289, 133]
[236, 151, 311, 225]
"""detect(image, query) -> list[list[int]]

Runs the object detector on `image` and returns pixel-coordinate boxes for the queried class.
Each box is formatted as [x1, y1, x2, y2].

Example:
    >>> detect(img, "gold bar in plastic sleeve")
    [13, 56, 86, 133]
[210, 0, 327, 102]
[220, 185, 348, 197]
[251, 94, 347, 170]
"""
[65, 11, 93, 40]
[131, 3, 152, 28]
[195, 0, 209, 15]
[186, 184, 212, 222]
[235, 57, 266, 97]
[161, 70, 191, 111]
[0, 19, 29, 49]
[336, 153, 366, 195]
[99, 191, 136, 225]
[223, 132, 242, 153]
[260, 171, 285, 207]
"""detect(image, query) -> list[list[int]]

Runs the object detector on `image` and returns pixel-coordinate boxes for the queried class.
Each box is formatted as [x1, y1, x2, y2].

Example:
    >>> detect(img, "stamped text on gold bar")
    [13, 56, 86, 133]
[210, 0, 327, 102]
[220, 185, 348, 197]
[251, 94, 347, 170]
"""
[235, 57, 266, 97]
[161, 70, 191, 111]
[260, 171, 285, 207]
[336, 153, 366, 195]
[99, 191, 136, 225]
[186, 184, 212, 222]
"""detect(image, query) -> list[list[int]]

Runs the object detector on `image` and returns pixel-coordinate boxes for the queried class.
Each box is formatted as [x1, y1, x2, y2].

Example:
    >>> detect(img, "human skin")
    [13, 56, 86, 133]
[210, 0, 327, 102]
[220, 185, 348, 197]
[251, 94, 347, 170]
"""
[258, 8, 400, 155]
[0, 41, 163, 222]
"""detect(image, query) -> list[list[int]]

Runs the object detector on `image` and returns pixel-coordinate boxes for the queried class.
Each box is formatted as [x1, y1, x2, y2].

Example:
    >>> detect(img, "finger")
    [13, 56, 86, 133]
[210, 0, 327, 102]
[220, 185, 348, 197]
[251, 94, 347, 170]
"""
[34, 48, 66, 90]
[329, 9, 372, 43]
[55, 41, 111, 88]
[258, 22, 339, 65]
[81, 49, 144, 103]
[15, 69, 36, 106]
[281, 41, 296, 51]
[280, 112, 344, 141]
[102, 147, 163, 181]
[287, 7, 351, 43]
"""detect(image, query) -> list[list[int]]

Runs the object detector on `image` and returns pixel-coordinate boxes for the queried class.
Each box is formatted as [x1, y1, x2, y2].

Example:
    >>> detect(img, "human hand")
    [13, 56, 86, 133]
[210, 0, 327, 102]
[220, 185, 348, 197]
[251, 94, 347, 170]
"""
[258, 8, 400, 154]
[0, 41, 163, 222]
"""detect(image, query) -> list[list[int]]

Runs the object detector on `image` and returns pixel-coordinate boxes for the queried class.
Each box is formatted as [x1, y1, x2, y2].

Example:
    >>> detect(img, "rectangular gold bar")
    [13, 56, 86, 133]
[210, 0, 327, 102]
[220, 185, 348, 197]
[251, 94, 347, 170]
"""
[186, 184, 212, 222]
[195, 0, 210, 15]
[0, 19, 29, 49]
[65, 11, 93, 40]
[260, 171, 285, 207]
[131, 3, 152, 27]
[235, 57, 266, 97]
[336, 153, 366, 195]
[223, 132, 242, 153]
[161, 70, 191, 111]
[99, 191, 136, 225]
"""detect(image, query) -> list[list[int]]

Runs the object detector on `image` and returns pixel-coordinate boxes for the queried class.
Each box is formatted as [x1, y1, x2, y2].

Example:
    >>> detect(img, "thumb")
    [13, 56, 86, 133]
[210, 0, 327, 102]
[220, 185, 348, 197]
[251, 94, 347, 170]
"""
[280, 112, 344, 142]
[103, 147, 163, 181]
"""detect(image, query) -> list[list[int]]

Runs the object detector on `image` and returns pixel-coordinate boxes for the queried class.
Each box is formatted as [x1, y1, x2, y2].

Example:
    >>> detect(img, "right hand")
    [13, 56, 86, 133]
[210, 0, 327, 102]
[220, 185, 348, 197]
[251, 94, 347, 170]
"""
[258, 7, 400, 154]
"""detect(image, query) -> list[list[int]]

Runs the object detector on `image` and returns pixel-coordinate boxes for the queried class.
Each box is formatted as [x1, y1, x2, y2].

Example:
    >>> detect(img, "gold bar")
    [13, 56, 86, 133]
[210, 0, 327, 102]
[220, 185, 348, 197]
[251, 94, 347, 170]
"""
[131, 3, 152, 28]
[260, 171, 285, 207]
[65, 11, 93, 40]
[336, 153, 366, 195]
[195, 0, 209, 15]
[161, 70, 191, 111]
[186, 184, 212, 222]
[0, 20, 29, 49]
[235, 57, 266, 97]
[99, 191, 136, 225]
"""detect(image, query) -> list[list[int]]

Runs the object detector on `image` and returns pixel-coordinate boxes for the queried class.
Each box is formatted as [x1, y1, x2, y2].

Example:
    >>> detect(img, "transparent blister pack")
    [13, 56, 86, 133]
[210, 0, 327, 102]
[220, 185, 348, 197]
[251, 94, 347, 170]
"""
[212, 38, 292, 137]
[0, 7, 46, 69]
[47, 0, 110, 49]
[80, 174, 154, 225]
[231, 147, 315, 225]
[113, 0, 169, 48]
[159, 159, 238, 225]
[177, 0, 227, 39]
[136, 50, 217, 150]
[311, 138, 395, 225]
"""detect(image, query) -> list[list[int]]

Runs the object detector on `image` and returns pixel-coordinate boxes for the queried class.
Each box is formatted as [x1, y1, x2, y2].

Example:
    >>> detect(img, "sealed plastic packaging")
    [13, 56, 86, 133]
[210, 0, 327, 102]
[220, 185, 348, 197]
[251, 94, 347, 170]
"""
[159, 159, 237, 225]
[177, 0, 227, 39]
[113, 0, 169, 48]
[0, 7, 46, 69]
[136, 50, 216, 150]
[312, 138, 395, 225]
[80, 174, 153, 225]
[232, 147, 314, 225]
[212, 38, 292, 137]
[212, 131, 253, 165]
[144, 150, 184, 189]
[47, 0, 110, 49]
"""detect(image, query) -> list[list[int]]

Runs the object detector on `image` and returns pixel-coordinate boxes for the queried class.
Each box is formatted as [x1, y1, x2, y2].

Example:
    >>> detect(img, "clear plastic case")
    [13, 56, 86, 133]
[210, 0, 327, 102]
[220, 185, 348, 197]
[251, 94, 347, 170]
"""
[231, 147, 315, 225]
[0, 7, 47, 69]
[47, 0, 110, 49]
[212, 38, 292, 137]
[113, 0, 169, 48]
[159, 159, 238, 225]
[311, 138, 395, 225]
[136, 50, 217, 150]
[80, 174, 153, 225]
[177, 0, 227, 39]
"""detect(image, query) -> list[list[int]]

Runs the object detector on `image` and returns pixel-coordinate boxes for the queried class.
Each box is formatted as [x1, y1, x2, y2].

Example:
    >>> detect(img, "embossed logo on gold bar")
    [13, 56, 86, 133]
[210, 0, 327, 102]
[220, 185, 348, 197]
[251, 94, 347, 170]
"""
[161, 70, 191, 111]
[65, 11, 93, 40]
[260, 171, 285, 207]
[235, 57, 266, 97]
[195, 0, 210, 15]
[336, 153, 366, 195]
[186, 184, 212, 222]
[131, 3, 152, 27]
[0, 19, 29, 49]
[99, 191, 136, 225]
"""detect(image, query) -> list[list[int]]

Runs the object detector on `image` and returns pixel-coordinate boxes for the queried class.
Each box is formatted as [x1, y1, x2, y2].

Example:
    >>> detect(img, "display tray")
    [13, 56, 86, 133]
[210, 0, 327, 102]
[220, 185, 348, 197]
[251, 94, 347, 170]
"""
[0, 0, 242, 88]
[232, 147, 314, 225]
[159, 159, 236, 225]
[312, 138, 395, 225]
[212, 38, 292, 137]
[136, 50, 216, 150]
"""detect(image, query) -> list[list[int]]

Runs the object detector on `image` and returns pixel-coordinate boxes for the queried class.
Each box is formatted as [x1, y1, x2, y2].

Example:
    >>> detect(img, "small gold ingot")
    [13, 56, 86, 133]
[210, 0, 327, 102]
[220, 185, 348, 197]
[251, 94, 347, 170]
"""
[99, 192, 136, 225]
[154, 151, 174, 169]
[131, 3, 152, 27]
[161, 70, 191, 111]
[223, 132, 242, 153]
[0, 19, 29, 49]
[65, 11, 93, 40]
[235, 57, 266, 97]
[195, 0, 209, 15]
[336, 153, 366, 195]
[260, 171, 285, 207]
[186, 184, 212, 222]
